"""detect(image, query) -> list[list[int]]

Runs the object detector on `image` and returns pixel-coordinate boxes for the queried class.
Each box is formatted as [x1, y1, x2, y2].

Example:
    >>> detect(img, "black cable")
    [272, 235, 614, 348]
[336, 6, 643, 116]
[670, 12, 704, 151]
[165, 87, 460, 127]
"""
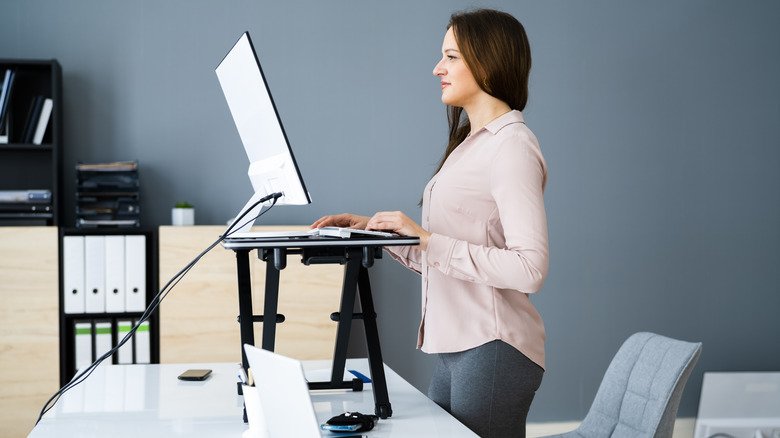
[37, 193, 280, 423]
[36, 192, 283, 424]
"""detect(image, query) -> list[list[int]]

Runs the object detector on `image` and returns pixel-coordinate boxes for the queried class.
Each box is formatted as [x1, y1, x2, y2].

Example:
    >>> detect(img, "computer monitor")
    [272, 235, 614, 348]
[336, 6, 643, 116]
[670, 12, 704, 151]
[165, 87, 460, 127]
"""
[215, 32, 311, 232]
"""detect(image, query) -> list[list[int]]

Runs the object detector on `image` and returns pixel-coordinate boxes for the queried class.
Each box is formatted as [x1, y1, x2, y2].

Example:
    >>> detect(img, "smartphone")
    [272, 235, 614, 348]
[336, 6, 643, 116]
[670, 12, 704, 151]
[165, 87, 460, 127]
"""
[320, 423, 361, 432]
[178, 369, 212, 381]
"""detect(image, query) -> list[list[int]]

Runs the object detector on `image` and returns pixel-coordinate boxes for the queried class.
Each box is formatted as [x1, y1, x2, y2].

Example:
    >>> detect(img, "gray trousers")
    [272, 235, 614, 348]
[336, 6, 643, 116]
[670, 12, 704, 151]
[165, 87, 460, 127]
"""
[427, 340, 544, 438]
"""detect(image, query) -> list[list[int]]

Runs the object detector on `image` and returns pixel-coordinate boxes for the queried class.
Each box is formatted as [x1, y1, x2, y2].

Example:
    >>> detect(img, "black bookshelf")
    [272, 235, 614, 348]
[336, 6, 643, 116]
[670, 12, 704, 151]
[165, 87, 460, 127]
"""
[58, 228, 160, 386]
[0, 59, 62, 225]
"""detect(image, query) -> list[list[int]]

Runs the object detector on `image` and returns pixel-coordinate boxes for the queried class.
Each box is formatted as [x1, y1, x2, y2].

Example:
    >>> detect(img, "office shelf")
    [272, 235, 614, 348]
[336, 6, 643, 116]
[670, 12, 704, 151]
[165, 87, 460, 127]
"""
[58, 227, 160, 386]
[0, 59, 62, 225]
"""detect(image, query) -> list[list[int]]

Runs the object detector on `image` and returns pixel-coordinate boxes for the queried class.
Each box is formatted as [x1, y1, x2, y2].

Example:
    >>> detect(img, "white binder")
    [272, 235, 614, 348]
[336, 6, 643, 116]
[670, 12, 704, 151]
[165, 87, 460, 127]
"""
[104, 236, 126, 313]
[63, 236, 86, 314]
[95, 321, 112, 362]
[74, 322, 92, 372]
[135, 320, 151, 364]
[117, 320, 133, 364]
[84, 236, 106, 313]
[125, 235, 146, 312]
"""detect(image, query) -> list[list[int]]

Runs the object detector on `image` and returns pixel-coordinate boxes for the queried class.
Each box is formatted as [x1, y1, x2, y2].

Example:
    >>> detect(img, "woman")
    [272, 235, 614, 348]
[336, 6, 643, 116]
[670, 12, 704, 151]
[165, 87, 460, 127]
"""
[311, 9, 548, 437]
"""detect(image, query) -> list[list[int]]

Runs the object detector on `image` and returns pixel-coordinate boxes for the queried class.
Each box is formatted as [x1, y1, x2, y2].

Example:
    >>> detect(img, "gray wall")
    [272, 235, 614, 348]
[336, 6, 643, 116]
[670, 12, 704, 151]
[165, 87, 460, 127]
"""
[3, 0, 779, 421]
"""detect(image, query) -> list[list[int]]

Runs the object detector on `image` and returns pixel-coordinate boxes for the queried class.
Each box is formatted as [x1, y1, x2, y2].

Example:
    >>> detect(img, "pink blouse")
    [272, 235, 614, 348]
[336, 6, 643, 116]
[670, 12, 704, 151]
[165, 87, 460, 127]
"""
[385, 110, 549, 369]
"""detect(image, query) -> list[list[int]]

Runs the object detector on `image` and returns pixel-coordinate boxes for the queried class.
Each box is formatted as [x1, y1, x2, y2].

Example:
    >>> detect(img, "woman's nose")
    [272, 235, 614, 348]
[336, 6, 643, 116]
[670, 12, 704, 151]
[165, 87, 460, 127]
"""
[433, 60, 445, 76]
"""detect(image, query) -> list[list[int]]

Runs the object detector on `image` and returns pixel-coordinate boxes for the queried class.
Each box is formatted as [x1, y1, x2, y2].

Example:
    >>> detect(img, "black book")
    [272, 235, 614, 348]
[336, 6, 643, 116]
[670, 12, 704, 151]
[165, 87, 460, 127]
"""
[21, 96, 45, 143]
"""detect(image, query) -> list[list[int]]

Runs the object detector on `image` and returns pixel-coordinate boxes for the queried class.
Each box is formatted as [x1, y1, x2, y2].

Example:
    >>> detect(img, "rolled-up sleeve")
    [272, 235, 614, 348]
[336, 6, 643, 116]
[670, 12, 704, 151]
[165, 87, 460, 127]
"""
[384, 245, 423, 275]
[425, 138, 549, 293]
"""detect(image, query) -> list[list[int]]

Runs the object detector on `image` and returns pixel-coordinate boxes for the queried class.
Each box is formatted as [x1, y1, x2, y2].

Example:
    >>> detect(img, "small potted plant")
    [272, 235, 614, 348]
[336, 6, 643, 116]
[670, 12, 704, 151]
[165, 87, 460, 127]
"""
[172, 201, 195, 226]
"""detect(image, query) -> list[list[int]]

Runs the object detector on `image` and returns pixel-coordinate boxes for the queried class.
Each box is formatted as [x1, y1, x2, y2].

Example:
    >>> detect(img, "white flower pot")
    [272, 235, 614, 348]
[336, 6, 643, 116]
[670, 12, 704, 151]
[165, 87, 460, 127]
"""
[172, 208, 194, 226]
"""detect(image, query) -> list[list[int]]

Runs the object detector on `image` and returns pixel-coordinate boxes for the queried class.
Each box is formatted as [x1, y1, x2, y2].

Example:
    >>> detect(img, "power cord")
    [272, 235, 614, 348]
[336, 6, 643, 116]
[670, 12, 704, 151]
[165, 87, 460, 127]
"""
[36, 192, 283, 425]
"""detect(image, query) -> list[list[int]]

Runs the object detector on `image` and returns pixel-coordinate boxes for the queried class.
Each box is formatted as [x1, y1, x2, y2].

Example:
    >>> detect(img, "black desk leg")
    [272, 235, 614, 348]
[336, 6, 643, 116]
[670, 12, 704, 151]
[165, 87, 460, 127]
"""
[330, 249, 360, 386]
[236, 250, 254, 372]
[358, 265, 393, 419]
[262, 253, 281, 351]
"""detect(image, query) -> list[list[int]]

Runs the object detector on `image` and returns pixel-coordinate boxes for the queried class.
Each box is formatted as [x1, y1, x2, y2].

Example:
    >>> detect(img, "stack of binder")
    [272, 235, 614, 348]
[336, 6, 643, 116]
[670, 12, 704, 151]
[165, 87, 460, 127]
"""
[73, 320, 151, 371]
[0, 189, 52, 223]
[76, 161, 140, 228]
[62, 232, 152, 383]
[63, 234, 147, 314]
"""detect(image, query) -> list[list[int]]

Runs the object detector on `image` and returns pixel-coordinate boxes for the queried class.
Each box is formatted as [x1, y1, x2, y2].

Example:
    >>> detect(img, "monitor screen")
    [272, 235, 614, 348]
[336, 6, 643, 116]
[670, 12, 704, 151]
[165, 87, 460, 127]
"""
[215, 32, 311, 208]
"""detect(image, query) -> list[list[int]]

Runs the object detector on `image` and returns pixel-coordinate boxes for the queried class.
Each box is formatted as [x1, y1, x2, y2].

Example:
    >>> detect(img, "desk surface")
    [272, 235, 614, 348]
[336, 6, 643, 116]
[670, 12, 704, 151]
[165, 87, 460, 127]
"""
[30, 359, 476, 437]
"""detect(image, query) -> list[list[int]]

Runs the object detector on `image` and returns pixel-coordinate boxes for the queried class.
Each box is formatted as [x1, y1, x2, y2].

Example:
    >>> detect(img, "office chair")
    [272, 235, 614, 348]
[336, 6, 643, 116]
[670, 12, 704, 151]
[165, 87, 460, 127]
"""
[545, 332, 702, 438]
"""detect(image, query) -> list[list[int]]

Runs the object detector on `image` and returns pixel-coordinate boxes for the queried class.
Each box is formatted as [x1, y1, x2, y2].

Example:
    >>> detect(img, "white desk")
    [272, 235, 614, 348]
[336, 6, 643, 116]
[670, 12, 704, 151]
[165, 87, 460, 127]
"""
[694, 372, 780, 438]
[30, 359, 476, 437]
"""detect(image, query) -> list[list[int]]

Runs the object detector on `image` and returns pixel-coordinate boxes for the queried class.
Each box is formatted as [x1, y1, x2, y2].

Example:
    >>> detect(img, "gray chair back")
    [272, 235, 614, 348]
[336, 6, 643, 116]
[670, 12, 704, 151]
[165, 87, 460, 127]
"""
[547, 332, 702, 438]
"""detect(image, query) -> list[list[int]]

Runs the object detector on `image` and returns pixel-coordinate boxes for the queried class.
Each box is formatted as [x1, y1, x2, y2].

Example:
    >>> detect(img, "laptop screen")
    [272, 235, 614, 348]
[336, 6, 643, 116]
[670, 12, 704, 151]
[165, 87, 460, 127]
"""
[243, 344, 321, 437]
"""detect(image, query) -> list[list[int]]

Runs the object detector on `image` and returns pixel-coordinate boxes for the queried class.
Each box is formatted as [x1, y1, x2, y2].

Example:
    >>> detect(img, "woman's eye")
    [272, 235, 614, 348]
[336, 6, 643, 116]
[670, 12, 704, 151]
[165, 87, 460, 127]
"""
[447, 55, 457, 60]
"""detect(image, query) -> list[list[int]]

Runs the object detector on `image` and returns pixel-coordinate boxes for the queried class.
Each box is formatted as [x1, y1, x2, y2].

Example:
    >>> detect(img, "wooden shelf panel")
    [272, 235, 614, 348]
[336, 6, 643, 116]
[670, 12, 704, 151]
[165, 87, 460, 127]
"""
[158, 225, 344, 363]
[0, 227, 59, 438]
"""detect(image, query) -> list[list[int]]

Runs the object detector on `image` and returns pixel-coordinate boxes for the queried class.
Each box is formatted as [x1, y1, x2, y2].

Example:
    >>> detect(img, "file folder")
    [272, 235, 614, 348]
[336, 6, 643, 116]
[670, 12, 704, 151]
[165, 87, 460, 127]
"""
[63, 236, 86, 314]
[117, 320, 133, 364]
[85, 236, 106, 313]
[125, 235, 146, 312]
[104, 236, 126, 313]
[134, 319, 151, 364]
[74, 322, 92, 372]
[95, 321, 112, 363]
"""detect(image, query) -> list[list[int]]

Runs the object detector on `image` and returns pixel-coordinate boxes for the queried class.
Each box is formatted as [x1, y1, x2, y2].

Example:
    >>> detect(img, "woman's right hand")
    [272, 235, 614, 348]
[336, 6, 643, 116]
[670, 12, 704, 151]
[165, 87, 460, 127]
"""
[310, 213, 370, 230]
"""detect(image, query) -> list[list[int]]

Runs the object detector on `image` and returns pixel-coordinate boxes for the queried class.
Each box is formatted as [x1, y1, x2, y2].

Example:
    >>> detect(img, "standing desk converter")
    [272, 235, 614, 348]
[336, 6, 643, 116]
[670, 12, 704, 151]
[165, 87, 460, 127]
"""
[222, 234, 419, 419]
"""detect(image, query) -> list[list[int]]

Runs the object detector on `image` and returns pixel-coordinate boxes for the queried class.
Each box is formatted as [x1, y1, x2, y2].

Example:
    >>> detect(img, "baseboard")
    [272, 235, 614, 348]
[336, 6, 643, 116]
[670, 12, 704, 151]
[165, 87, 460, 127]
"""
[527, 417, 695, 437]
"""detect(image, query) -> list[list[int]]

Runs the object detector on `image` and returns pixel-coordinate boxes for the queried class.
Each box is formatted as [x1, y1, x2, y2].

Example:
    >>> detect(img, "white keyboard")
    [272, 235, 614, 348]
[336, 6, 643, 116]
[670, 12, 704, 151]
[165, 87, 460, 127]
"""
[316, 227, 398, 238]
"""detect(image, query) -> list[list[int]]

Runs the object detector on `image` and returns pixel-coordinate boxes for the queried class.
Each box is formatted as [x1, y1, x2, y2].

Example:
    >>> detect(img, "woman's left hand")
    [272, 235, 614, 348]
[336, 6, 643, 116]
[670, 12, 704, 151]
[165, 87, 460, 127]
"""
[367, 211, 431, 250]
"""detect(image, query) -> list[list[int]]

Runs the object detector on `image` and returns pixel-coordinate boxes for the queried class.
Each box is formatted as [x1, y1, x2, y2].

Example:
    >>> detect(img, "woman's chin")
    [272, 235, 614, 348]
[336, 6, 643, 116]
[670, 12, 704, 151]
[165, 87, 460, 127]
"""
[441, 95, 459, 106]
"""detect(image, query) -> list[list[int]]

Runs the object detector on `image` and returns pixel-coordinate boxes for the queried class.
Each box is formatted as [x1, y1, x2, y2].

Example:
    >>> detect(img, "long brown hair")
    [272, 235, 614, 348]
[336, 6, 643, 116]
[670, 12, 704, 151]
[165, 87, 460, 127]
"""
[433, 9, 532, 178]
